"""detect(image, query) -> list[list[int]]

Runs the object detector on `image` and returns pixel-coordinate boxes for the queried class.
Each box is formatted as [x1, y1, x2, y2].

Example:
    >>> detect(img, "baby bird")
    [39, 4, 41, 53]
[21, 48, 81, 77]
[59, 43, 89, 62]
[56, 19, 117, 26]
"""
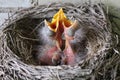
[35, 8, 88, 66]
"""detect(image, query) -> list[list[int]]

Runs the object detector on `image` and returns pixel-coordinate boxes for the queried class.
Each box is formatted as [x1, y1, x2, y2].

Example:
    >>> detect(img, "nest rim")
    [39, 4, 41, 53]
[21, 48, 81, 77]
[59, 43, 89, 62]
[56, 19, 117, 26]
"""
[0, 2, 117, 80]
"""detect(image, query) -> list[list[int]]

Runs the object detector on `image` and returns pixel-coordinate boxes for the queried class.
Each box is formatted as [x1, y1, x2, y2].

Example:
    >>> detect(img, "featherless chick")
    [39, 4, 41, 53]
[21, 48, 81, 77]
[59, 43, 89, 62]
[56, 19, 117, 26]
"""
[34, 8, 88, 66]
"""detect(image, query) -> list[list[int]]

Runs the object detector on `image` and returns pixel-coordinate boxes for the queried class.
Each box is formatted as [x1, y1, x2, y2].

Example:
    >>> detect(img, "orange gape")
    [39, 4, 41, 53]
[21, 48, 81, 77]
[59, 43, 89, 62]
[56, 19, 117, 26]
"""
[45, 8, 72, 32]
[42, 8, 77, 65]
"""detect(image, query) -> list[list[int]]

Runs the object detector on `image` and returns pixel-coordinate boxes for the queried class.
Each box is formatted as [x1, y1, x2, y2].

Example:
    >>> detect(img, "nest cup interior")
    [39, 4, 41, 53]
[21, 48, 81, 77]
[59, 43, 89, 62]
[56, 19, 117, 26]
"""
[1, 3, 120, 80]
[4, 17, 42, 65]
[3, 3, 110, 66]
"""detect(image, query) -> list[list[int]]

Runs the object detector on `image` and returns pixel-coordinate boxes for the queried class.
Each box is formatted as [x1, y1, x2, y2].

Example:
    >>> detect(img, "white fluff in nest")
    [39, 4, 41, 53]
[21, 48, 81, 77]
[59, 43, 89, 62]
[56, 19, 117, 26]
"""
[36, 18, 89, 66]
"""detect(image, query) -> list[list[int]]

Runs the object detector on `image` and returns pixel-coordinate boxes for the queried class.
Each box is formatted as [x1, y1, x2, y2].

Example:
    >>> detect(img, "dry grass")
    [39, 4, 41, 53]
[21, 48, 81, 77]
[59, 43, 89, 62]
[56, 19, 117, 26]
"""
[0, 2, 119, 80]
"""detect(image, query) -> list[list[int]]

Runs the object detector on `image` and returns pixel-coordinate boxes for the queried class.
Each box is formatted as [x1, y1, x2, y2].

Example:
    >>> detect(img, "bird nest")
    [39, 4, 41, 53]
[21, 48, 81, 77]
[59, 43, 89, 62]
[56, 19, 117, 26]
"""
[0, 2, 119, 80]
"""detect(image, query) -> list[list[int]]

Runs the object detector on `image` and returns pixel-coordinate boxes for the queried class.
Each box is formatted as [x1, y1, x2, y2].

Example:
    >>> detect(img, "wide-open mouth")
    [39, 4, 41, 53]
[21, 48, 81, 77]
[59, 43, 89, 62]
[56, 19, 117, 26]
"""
[37, 8, 89, 66]
[4, 15, 88, 66]
[45, 8, 72, 32]
[1, 2, 116, 80]
[3, 3, 106, 66]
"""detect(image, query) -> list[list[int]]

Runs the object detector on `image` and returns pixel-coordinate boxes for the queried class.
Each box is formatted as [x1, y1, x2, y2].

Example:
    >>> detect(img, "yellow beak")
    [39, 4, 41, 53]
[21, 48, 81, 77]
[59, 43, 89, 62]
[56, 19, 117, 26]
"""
[45, 8, 78, 51]
[45, 8, 72, 32]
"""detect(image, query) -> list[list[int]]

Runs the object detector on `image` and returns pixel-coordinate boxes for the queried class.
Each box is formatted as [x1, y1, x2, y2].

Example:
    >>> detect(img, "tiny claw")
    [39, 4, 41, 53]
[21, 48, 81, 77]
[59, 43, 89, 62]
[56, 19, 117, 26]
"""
[52, 51, 63, 65]
[60, 55, 67, 65]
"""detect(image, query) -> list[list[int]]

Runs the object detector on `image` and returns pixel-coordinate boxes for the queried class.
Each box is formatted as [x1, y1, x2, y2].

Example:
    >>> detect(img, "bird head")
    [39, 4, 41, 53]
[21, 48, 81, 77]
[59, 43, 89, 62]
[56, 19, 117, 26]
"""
[44, 8, 79, 65]
[45, 8, 78, 51]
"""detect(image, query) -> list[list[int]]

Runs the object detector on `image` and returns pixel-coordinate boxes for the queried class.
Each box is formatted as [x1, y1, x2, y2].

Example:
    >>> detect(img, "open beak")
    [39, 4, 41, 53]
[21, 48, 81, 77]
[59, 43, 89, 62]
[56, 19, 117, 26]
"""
[45, 8, 73, 50]
[44, 8, 80, 65]
[45, 8, 79, 51]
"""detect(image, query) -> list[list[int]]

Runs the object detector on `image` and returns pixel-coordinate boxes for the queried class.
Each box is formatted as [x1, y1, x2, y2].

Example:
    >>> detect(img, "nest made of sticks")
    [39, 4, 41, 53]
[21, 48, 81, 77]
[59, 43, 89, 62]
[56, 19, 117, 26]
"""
[0, 2, 119, 80]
